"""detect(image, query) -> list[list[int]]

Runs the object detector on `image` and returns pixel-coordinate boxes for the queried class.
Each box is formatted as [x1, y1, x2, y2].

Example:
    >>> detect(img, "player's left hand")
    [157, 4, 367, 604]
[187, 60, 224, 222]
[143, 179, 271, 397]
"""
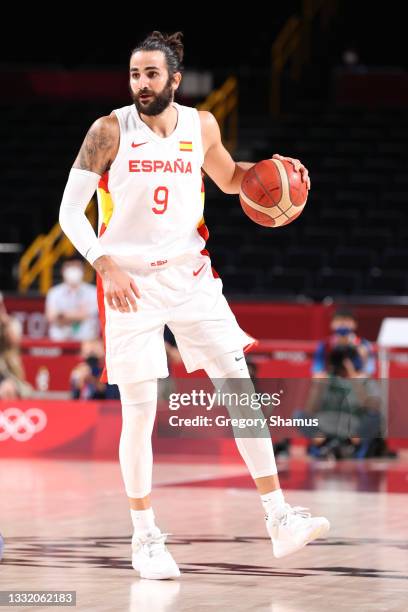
[272, 153, 311, 190]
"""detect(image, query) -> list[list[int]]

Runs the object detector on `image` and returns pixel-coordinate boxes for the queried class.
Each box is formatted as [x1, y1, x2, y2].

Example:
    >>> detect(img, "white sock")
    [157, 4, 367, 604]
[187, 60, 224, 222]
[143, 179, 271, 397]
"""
[261, 489, 285, 516]
[130, 507, 156, 535]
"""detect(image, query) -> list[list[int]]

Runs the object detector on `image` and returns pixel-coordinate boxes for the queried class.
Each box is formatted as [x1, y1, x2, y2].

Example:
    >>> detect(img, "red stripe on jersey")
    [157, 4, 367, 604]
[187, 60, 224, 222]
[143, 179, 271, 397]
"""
[244, 338, 259, 354]
[200, 248, 219, 279]
[197, 222, 209, 242]
[96, 273, 108, 383]
[210, 266, 220, 279]
[197, 176, 219, 277]
[99, 222, 107, 238]
[98, 172, 110, 193]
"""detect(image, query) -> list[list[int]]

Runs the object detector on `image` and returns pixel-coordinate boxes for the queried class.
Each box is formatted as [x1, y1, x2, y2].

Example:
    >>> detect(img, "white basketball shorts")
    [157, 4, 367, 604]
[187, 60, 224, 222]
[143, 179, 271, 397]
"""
[96, 254, 256, 384]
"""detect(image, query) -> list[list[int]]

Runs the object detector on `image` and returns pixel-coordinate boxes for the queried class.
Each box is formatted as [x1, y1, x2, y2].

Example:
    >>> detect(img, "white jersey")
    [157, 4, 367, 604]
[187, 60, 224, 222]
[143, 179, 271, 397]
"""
[96, 102, 207, 269]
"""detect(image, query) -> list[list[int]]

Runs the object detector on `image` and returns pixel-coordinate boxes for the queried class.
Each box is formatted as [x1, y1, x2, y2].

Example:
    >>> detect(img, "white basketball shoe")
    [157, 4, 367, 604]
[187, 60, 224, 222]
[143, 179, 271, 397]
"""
[266, 503, 330, 558]
[132, 526, 180, 580]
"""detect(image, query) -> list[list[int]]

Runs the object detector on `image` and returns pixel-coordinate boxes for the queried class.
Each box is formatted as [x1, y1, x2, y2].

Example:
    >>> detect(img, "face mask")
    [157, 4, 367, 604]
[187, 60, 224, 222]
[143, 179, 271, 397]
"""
[63, 267, 84, 286]
[335, 327, 353, 336]
[85, 355, 100, 370]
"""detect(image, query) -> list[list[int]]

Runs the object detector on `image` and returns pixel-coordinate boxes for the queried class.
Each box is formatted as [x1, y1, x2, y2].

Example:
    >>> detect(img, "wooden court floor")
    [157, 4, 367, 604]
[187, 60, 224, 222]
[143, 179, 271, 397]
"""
[0, 455, 407, 611]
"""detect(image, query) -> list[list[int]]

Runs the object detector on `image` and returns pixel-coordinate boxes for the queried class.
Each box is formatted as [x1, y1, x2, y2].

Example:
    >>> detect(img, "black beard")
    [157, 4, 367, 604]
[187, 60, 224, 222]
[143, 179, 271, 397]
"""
[132, 78, 174, 117]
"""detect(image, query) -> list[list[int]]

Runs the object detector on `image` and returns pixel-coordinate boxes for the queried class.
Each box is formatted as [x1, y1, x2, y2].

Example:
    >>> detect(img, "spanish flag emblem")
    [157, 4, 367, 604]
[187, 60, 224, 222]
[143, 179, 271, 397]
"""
[179, 141, 193, 152]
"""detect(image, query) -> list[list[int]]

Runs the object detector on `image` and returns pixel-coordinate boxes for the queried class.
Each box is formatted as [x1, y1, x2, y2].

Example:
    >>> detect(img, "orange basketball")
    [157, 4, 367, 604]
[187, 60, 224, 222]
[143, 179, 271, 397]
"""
[239, 158, 308, 227]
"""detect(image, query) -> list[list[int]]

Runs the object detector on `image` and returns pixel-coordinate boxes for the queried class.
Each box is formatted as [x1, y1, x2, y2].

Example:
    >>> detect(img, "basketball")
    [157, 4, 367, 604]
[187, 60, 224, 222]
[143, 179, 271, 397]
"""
[239, 158, 308, 227]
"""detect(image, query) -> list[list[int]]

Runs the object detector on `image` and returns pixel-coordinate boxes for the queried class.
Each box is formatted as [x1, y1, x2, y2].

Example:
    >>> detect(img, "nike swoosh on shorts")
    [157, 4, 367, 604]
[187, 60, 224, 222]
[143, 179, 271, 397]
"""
[193, 263, 206, 276]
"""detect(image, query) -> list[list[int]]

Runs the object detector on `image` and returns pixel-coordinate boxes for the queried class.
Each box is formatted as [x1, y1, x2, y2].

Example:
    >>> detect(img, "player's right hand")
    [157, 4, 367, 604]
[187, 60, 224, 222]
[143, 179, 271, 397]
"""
[101, 266, 141, 313]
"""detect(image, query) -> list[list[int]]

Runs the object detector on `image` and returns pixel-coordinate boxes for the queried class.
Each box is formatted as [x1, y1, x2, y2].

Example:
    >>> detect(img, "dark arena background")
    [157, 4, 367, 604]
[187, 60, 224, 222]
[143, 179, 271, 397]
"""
[1, 4, 407, 611]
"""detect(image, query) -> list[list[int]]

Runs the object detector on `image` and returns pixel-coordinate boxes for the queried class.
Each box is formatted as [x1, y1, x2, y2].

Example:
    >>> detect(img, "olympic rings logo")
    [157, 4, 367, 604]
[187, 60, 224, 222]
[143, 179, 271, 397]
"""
[0, 408, 47, 442]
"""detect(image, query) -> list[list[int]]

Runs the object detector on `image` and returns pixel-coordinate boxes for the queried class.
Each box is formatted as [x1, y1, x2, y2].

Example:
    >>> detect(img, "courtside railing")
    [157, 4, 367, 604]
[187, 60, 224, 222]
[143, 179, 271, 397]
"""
[18, 205, 96, 294]
[197, 76, 238, 153]
[271, 0, 338, 116]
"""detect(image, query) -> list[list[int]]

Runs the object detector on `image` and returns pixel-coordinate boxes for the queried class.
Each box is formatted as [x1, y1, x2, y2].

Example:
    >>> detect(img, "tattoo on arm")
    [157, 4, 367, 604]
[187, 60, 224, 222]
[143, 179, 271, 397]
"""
[73, 118, 117, 175]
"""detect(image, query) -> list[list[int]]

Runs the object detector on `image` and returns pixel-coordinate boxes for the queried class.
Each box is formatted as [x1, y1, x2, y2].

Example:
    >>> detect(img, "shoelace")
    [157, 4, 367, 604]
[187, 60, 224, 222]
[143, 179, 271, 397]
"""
[267, 503, 311, 527]
[137, 531, 171, 558]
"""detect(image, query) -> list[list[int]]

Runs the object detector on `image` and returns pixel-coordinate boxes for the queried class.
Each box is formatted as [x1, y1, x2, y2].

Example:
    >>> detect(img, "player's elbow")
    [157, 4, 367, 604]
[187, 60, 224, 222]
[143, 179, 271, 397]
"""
[219, 170, 240, 194]
[219, 182, 237, 195]
[220, 165, 242, 194]
[208, 175, 236, 194]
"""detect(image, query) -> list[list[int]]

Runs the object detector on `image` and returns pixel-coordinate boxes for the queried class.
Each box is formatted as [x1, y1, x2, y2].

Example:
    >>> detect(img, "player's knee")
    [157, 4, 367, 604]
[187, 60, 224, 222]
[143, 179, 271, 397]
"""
[118, 379, 158, 405]
[202, 350, 251, 379]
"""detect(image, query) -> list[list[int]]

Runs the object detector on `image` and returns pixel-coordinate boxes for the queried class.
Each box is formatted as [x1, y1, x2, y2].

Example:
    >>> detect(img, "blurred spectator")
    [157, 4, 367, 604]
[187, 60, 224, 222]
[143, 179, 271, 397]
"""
[70, 338, 120, 400]
[312, 309, 375, 378]
[45, 254, 99, 341]
[295, 344, 395, 459]
[0, 291, 33, 399]
[336, 42, 365, 75]
[342, 44, 361, 68]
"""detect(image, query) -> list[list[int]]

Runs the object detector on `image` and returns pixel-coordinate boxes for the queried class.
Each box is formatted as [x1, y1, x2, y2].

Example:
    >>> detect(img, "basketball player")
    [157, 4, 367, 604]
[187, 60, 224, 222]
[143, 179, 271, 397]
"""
[59, 31, 329, 579]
